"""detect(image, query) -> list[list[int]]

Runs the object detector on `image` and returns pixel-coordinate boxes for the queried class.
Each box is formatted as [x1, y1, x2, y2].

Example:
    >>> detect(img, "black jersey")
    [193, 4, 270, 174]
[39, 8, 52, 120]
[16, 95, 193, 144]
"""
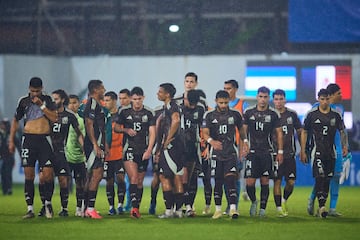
[116, 105, 155, 154]
[83, 97, 106, 150]
[273, 108, 302, 157]
[202, 107, 243, 161]
[303, 106, 344, 157]
[180, 103, 205, 152]
[243, 105, 281, 152]
[51, 109, 79, 152]
[157, 100, 182, 148]
[14, 94, 56, 123]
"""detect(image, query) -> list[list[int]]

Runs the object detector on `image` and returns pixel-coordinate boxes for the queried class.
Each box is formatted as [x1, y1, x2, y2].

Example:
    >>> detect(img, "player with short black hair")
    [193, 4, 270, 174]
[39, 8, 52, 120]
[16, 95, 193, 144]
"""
[301, 88, 348, 218]
[114, 86, 156, 219]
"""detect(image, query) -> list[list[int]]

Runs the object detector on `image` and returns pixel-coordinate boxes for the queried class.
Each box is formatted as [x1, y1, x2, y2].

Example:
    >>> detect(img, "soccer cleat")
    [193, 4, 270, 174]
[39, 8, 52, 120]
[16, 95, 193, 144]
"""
[259, 208, 266, 217]
[130, 208, 141, 219]
[75, 208, 84, 217]
[148, 203, 156, 215]
[250, 200, 258, 217]
[223, 206, 230, 215]
[328, 209, 342, 217]
[38, 206, 45, 217]
[117, 206, 124, 215]
[23, 210, 35, 219]
[277, 209, 288, 217]
[85, 209, 103, 219]
[229, 209, 239, 219]
[158, 212, 173, 219]
[242, 191, 250, 201]
[202, 206, 211, 215]
[212, 210, 223, 219]
[173, 210, 183, 218]
[307, 198, 314, 216]
[185, 209, 195, 217]
[282, 201, 288, 215]
[318, 207, 328, 219]
[58, 209, 69, 217]
[45, 204, 54, 219]
[108, 207, 116, 216]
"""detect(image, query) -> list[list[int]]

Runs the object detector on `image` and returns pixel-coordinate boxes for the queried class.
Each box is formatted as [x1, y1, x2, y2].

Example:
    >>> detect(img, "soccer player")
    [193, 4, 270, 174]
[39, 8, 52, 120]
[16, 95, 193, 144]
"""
[114, 87, 156, 219]
[49, 89, 84, 217]
[301, 88, 348, 218]
[66, 94, 87, 217]
[242, 86, 283, 217]
[118, 88, 132, 212]
[8, 77, 57, 219]
[202, 90, 245, 219]
[174, 72, 209, 214]
[103, 91, 126, 215]
[223, 79, 249, 215]
[180, 89, 205, 217]
[307, 83, 352, 217]
[83, 79, 107, 219]
[272, 89, 302, 217]
[155, 83, 185, 218]
[148, 105, 163, 215]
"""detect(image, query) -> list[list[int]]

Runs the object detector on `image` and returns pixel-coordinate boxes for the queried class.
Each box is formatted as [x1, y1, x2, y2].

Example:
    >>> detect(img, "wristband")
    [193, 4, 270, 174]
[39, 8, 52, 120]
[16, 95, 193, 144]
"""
[243, 139, 248, 143]
[207, 138, 213, 144]
[40, 104, 46, 110]
[278, 150, 284, 154]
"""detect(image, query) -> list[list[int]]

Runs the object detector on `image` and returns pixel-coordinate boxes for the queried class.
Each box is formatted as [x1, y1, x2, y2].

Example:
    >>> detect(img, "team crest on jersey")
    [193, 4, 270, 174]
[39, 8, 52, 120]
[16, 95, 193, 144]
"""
[62, 116, 69, 124]
[265, 115, 271, 122]
[193, 112, 198, 120]
[330, 118, 336, 126]
[142, 115, 148, 122]
[287, 117, 293, 125]
[228, 117, 234, 125]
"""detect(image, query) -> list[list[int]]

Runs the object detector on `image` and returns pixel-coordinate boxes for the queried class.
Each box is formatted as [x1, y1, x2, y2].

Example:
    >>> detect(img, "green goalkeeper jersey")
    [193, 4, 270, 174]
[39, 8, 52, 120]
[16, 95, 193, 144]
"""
[66, 113, 85, 163]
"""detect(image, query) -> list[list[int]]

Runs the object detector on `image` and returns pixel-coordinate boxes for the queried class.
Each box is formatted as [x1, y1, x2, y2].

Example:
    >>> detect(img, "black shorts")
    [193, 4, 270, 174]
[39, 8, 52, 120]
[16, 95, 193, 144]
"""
[123, 151, 149, 173]
[244, 151, 273, 179]
[212, 157, 238, 179]
[68, 162, 86, 180]
[84, 145, 104, 171]
[150, 156, 160, 174]
[53, 151, 71, 176]
[312, 151, 335, 178]
[274, 155, 296, 180]
[21, 134, 53, 168]
[199, 158, 211, 178]
[159, 139, 184, 178]
[103, 159, 125, 179]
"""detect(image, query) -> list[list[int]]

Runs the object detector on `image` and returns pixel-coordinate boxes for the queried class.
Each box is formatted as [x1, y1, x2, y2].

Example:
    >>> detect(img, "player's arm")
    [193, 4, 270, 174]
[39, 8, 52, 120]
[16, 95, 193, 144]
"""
[275, 126, 284, 164]
[340, 129, 348, 157]
[163, 111, 180, 149]
[300, 129, 308, 164]
[143, 125, 156, 160]
[202, 127, 222, 151]
[32, 96, 57, 122]
[85, 117, 102, 158]
[8, 117, 19, 154]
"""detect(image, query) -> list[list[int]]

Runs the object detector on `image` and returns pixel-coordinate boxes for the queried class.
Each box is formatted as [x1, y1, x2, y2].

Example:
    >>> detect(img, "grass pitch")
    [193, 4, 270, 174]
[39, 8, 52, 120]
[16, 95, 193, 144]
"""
[1, 185, 359, 240]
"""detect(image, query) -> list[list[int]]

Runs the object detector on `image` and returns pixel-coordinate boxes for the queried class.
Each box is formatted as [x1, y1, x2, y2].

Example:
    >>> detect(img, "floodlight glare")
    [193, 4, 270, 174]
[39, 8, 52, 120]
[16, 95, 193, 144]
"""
[169, 25, 179, 32]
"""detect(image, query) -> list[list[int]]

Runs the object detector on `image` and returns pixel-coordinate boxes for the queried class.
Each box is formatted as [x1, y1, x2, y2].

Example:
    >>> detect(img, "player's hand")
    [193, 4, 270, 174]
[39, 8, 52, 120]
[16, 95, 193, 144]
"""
[126, 128, 137, 137]
[142, 149, 152, 160]
[300, 151, 308, 164]
[209, 139, 222, 151]
[32, 96, 43, 106]
[276, 153, 283, 165]
[8, 141, 15, 154]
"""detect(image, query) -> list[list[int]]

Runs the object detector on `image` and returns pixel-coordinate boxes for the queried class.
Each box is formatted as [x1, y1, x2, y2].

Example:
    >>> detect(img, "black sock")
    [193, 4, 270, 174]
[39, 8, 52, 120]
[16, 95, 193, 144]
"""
[246, 185, 256, 202]
[106, 184, 115, 206]
[260, 184, 269, 210]
[25, 179, 34, 206]
[60, 187, 69, 209]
